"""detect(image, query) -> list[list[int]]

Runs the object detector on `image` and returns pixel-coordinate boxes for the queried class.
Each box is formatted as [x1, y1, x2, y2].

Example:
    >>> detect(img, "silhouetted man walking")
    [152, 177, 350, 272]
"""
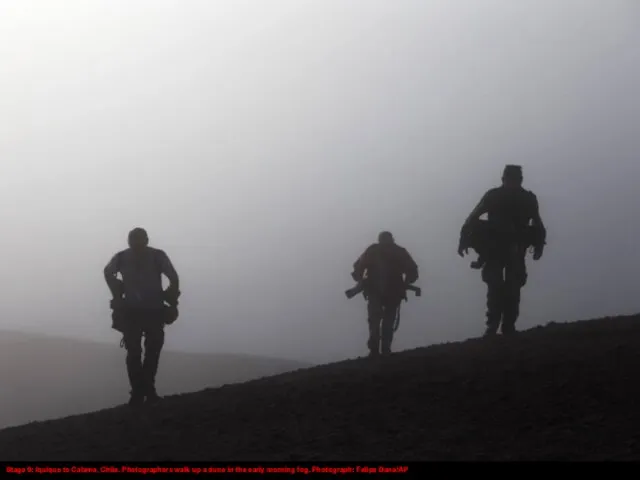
[351, 231, 419, 356]
[104, 228, 180, 407]
[458, 165, 546, 336]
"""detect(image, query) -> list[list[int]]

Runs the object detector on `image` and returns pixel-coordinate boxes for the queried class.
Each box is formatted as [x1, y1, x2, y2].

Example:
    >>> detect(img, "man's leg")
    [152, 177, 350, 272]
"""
[122, 314, 145, 406]
[481, 260, 505, 336]
[141, 310, 166, 402]
[380, 300, 400, 355]
[367, 297, 383, 356]
[502, 253, 527, 334]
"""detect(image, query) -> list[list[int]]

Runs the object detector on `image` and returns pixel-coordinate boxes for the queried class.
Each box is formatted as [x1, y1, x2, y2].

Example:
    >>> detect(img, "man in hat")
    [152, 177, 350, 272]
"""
[351, 231, 419, 356]
[104, 227, 180, 407]
[458, 165, 546, 336]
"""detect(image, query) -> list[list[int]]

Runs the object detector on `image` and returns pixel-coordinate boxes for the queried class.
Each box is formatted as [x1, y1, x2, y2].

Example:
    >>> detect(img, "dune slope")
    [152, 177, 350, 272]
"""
[1, 315, 639, 461]
[0, 330, 308, 430]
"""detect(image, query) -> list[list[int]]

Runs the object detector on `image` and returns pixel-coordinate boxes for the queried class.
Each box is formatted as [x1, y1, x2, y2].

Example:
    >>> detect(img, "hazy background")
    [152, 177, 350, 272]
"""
[0, 0, 638, 365]
[0, 330, 309, 429]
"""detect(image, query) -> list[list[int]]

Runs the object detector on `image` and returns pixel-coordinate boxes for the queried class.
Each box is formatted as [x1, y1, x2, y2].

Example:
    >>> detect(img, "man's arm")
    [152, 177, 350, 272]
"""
[159, 251, 180, 293]
[463, 191, 492, 227]
[351, 245, 373, 281]
[530, 193, 545, 230]
[401, 249, 419, 285]
[530, 194, 546, 260]
[458, 190, 492, 256]
[104, 254, 124, 299]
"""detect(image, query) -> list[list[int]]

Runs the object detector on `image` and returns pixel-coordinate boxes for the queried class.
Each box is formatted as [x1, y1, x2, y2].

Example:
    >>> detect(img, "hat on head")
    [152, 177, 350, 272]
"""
[378, 231, 394, 244]
[128, 227, 149, 247]
[503, 164, 523, 180]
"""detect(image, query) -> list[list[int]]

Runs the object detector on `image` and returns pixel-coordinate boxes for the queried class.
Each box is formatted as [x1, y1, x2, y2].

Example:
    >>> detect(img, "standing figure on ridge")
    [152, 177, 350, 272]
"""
[458, 165, 546, 336]
[349, 231, 419, 357]
[104, 227, 181, 407]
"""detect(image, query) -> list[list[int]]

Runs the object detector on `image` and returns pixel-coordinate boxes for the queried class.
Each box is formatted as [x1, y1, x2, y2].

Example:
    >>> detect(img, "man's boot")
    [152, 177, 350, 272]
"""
[141, 327, 165, 404]
[484, 296, 502, 337]
[141, 375, 162, 405]
[501, 325, 516, 335]
[501, 317, 517, 335]
[145, 389, 162, 406]
[367, 330, 380, 357]
[484, 317, 500, 337]
[126, 361, 145, 407]
[368, 340, 379, 357]
[484, 325, 498, 337]
[128, 389, 145, 408]
[380, 335, 392, 356]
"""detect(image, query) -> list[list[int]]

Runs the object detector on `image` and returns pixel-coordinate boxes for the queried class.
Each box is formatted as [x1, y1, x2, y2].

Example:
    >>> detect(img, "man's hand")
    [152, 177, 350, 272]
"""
[164, 305, 179, 325]
[533, 244, 544, 261]
[458, 222, 473, 258]
[163, 286, 181, 306]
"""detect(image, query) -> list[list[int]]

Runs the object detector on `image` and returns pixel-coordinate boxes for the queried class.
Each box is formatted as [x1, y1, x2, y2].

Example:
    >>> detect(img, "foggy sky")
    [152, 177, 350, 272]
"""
[0, 0, 638, 364]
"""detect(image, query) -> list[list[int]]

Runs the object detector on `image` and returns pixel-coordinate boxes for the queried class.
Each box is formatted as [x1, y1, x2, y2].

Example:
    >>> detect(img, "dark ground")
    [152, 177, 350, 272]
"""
[2, 314, 640, 461]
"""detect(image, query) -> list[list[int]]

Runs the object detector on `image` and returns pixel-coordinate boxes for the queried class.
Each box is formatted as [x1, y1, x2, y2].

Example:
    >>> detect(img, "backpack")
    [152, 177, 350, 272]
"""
[461, 218, 545, 261]
[110, 249, 180, 336]
[361, 244, 407, 301]
[114, 248, 165, 278]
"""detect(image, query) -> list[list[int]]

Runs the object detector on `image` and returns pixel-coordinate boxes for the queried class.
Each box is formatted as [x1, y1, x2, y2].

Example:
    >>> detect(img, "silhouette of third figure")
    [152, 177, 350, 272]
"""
[350, 231, 419, 356]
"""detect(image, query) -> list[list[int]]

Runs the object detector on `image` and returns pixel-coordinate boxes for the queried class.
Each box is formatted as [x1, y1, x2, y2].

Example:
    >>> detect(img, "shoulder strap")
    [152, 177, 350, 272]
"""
[115, 251, 124, 270]
[115, 249, 164, 274]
